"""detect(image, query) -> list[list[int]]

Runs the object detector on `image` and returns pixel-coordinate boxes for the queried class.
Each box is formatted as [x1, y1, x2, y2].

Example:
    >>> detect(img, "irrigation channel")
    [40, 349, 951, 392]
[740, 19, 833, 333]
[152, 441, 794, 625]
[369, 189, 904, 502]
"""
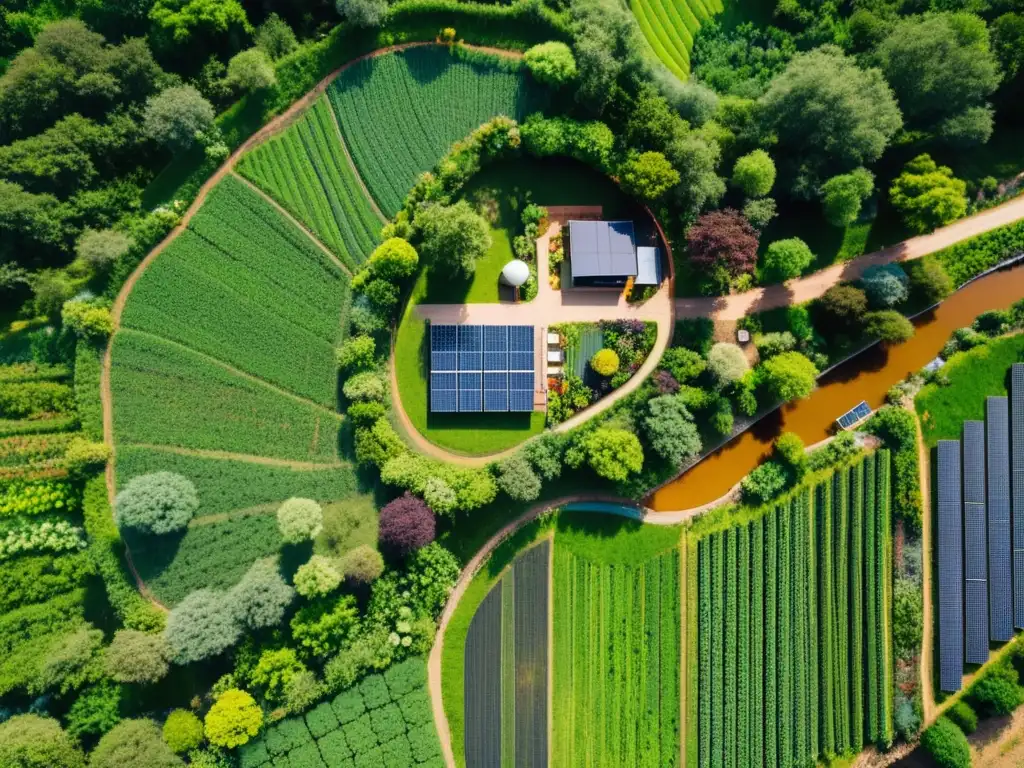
[648, 260, 1024, 512]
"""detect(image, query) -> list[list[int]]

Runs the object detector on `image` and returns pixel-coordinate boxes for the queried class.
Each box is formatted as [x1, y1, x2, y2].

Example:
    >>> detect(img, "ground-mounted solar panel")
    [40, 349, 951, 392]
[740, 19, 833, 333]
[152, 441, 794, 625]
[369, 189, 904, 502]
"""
[483, 325, 508, 372]
[937, 439, 964, 692]
[483, 388, 508, 412]
[508, 325, 534, 371]
[963, 421, 988, 664]
[509, 389, 534, 412]
[988, 397, 1013, 641]
[458, 325, 483, 371]
[509, 372, 533, 391]
[431, 389, 457, 413]
[430, 324, 458, 371]
[1012, 364, 1024, 628]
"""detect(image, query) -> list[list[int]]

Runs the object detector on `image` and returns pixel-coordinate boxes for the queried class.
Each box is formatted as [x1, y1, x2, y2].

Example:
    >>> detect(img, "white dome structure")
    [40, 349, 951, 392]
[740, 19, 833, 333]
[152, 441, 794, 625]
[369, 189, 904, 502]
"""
[500, 259, 530, 287]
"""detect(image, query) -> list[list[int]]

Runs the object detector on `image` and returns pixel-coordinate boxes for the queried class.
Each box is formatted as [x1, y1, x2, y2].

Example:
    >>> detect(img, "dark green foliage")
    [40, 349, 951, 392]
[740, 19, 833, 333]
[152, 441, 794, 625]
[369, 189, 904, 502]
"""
[342, 714, 378, 755]
[369, 704, 404, 743]
[933, 219, 1024, 287]
[0, 588, 87, 695]
[332, 688, 366, 724]
[90, 719, 182, 768]
[316, 730, 353, 763]
[353, 747, 384, 768]
[740, 460, 789, 504]
[946, 701, 977, 735]
[265, 718, 313, 757]
[397, 689, 433, 726]
[65, 681, 123, 738]
[969, 658, 1024, 716]
[305, 703, 340, 740]
[921, 717, 970, 768]
[384, 657, 426, 698]
[380, 734, 413, 768]
[287, 742, 326, 768]
[0, 551, 93, 613]
[0, 714, 85, 768]
[357, 676, 392, 711]
[407, 721, 442, 762]
[238, 739, 271, 768]
[906, 256, 953, 305]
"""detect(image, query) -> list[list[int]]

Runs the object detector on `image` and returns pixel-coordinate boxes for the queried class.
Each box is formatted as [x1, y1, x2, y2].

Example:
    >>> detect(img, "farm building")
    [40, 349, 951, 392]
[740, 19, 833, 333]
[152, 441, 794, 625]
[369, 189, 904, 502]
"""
[567, 220, 661, 288]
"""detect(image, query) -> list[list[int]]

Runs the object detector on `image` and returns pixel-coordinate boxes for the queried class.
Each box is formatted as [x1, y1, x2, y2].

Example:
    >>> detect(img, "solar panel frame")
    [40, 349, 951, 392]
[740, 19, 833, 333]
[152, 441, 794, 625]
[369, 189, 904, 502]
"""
[509, 390, 534, 412]
[963, 421, 988, 664]
[987, 397, 1013, 642]
[457, 325, 483, 372]
[483, 325, 508, 372]
[937, 439, 964, 692]
[1012, 365, 1024, 628]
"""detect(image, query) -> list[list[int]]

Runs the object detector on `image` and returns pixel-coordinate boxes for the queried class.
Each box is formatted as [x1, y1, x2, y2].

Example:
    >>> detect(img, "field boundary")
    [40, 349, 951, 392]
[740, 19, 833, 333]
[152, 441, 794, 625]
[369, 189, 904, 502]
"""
[121, 442, 350, 471]
[229, 171, 354, 277]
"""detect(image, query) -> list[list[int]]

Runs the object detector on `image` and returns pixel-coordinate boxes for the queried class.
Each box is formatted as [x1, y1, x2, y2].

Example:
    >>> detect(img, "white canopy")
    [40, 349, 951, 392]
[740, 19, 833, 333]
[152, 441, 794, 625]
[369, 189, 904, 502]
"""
[501, 259, 530, 287]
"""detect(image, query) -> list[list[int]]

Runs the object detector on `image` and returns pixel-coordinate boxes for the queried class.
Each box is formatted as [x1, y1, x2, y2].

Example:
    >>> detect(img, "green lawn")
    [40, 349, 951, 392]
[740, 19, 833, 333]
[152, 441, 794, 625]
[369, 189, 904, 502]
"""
[915, 332, 1024, 447]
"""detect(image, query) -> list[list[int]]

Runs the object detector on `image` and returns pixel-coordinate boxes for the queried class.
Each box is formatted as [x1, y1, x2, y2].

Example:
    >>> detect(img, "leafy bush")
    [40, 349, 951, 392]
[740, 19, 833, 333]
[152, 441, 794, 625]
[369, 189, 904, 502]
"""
[762, 237, 813, 281]
[495, 454, 542, 502]
[0, 516, 85, 560]
[61, 301, 113, 340]
[973, 309, 1011, 335]
[731, 150, 776, 198]
[332, 687, 366, 724]
[343, 372, 386, 402]
[305, 702, 339, 739]
[277, 498, 324, 544]
[754, 331, 796, 360]
[524, 41, 577, 87]
[90, 719, 182, 768]
[660, 347, 706, 383]
[708, 342, 748, 385]
[228, 558, 295, 630]
[740, 460, 789, 504]
[969, 657, 1024, 716]
[348, 400, 387, 427]
[890, 154, 967, 234]
[686, 209, 760, 278]
[251, 647, 307, 704]
[114, 472, 199, 535]
[572, 427, 644, 482]
[34, 626, 104, 695]
[590, 348, 620, 377]
[0, 551, 93, 613]
[921, 717, 970, 768]
[907, 256, 953, 304]
[65, 680, 122, 738]
[164, 589, 240, 664]
[757, 351, 818, 402]
[643, 395, 701, 467]
[163, 710, 204, 754]
[0, 714, 85, 768]
[336, 336, 375, 371]
[339, 545, 384, 585]
[945, 701, 977, 735]
[820, 167, 874, 227]
[892, 578, 923, 663]
[861, 263, 909, 308]
[773, 433, 807, 481]
[378, 493, 435, 555]
[0, 479, 78, 517]
[815, 284, 867, 333]
[205, 689, 263, 748]
[864, 310, 915, 344]
[294, 555, 342, 597]
[291, 595, 359, 659]
[0, 381, 74, 419]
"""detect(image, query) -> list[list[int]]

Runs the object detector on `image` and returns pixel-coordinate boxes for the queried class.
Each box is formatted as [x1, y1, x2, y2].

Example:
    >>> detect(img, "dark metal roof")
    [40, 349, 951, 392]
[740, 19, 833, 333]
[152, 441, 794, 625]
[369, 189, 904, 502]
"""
[568, 220, 637, 278]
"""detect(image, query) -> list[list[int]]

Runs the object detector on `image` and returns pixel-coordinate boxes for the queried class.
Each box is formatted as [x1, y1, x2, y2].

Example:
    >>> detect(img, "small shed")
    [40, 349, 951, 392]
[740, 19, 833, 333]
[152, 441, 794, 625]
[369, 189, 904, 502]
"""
[635, 246, 662, 286]
[567, 220, 637, 287]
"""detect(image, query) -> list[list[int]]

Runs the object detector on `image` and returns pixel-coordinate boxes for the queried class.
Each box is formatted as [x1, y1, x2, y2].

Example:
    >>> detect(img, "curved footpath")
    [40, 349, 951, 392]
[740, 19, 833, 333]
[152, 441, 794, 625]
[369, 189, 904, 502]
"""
[401, 196, 1024, 466]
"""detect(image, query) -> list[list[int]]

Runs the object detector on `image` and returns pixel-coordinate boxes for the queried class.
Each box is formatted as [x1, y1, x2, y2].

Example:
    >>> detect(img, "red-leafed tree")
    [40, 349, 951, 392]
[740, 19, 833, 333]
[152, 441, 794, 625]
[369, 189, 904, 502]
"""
[686, 209, 760, 277]
[378, 492, 436, 556]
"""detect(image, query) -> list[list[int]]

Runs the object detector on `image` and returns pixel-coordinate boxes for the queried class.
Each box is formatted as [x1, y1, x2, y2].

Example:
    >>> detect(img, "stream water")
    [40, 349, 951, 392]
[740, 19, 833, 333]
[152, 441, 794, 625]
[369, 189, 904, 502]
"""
[647, 261, 1024, 512]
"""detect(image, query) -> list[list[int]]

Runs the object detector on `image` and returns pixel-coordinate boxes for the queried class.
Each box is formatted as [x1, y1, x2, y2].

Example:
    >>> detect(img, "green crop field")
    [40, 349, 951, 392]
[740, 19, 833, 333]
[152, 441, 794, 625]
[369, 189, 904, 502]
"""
[237, 98, 383, 272]
[630, 0, 725, 79]
[119, 176, 350, 407]
[693, 452, 893, 767]
[552, 517, 681, 768]
[327, 46, 550, 216]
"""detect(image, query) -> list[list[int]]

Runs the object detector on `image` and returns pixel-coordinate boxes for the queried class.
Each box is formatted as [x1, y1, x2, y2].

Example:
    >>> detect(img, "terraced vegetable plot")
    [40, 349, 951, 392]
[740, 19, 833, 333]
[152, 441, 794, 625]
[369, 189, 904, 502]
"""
[237, 98, 383, 271]
[693, 451, 893, 768]
[238, 657, 444, 768]
[327, 46, 550, 216]
[464, 539, 551, 768]
[552, 524, 680, 768]
[119, 175, 350, 407]
[630, 0, 724, 78]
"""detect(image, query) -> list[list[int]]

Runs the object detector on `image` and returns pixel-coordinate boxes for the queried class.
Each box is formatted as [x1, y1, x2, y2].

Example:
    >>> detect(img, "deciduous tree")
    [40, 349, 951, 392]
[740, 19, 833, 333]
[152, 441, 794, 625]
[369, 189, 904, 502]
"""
[415, 201, 492, 278]
[686, 209, 759, 277]
[889, 154, 967, 234]
[276, 498, 323, 544]
[378, 493, 435, 555]
[762, 237, 813, 281]
[143, 86, 215, 152]
[524, 42, 578, 87]
[731, 150, 776, 197]
[114, 472, 199, 535]
[105, 630, 171, 684]
[643, 395, 701, 467]
[90, 719, 182, 768]
[819, 168, 874, 227]
[204, 689, 262, 748]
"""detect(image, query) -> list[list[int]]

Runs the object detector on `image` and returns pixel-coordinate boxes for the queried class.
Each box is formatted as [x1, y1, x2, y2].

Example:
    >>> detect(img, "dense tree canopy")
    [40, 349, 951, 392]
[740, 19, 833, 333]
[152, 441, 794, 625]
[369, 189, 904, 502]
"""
[758, 46, 902, 195]
[686, 209, 759, 278]
[873, 13, 1000, 143]
[90, 719, 182, 768]
[0, 715, 85, 768]
[643, 395, 702, 467]
[415, 201, 492, 278]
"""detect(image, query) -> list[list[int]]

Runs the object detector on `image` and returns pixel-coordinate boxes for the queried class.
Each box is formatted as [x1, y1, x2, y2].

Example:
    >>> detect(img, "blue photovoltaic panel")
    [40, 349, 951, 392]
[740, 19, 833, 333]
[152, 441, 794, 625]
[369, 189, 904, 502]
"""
[429, 323, 535, 414]
[458, 325, 483, 371]
[963, 421, 988, 664]
[509, 372, 533, 392]
[483, 388, 508, 412]
[1012, 364, 1024, 629]
[987, 397, 1013, 642]
[458, 388, 482, 412]
[483, 326, 508, 372]
[509, 390, 534, 412]
[938, 439, 964, 692]
[431, 389, 457, 413]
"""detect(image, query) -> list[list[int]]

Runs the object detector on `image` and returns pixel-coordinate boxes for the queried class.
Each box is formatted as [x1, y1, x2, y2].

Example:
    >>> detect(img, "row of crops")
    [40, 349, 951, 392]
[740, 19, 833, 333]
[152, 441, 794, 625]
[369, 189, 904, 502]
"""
[629, 0, 724, 79]
[693, 451, 893, 768]
[464, 539, 550, 768]
[327, 46, 551, 217]
[552, 527, 681, 768]
[237, 98, 383, 273]
[118, 175, 351, 408]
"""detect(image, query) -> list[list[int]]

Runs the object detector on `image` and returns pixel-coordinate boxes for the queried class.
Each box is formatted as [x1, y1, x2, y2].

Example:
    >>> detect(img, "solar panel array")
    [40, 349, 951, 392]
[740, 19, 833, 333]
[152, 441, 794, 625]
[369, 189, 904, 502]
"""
[963, 421, 989, 665]
[987, 397, 1013, 642]
[836, 401, 872, 429]
[1013, 365, 1024, 629]
[938, 439, 964, 692]
[429, 324, 535, 414]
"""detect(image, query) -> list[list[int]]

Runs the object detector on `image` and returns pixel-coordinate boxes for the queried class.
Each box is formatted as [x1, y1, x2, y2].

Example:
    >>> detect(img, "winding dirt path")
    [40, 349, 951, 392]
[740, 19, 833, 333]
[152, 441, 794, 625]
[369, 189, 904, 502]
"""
[123, 443, 350, 470]
[915, 410, 936, 725]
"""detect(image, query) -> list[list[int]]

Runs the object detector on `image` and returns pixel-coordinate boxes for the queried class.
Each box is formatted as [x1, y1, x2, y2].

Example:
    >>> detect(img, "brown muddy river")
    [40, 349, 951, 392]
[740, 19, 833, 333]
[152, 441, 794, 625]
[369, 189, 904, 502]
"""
[648, 262, 1024, 512]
